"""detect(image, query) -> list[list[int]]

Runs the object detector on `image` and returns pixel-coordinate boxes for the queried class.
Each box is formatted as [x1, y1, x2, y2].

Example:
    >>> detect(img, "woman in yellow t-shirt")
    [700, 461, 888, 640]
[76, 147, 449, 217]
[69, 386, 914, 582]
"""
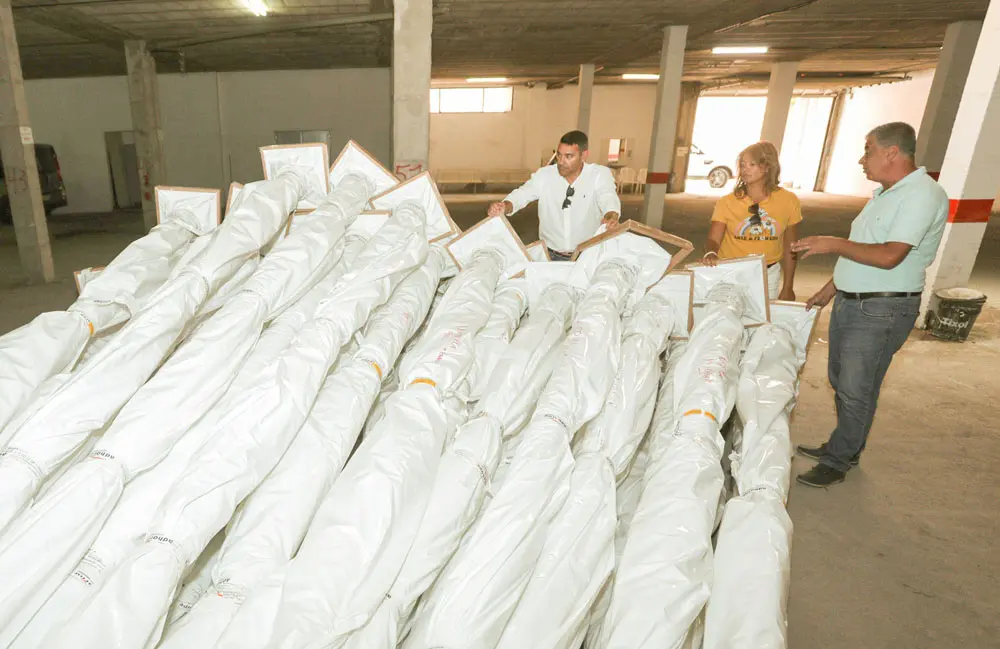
[701, 141, 802, 301]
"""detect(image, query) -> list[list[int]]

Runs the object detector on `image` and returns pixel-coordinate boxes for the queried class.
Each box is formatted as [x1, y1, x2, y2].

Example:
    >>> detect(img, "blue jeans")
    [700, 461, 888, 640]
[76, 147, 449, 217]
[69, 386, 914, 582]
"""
[821, 293, 920, 472]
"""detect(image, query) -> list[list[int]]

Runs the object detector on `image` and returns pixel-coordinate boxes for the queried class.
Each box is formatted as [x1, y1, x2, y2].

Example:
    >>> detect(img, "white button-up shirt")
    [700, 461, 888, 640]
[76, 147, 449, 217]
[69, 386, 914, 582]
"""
[504, 163, 621, 253]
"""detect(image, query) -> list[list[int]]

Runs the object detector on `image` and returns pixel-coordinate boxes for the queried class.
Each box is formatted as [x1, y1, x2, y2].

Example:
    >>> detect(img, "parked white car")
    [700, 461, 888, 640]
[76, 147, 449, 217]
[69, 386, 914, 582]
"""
[687, 144, 734, 188]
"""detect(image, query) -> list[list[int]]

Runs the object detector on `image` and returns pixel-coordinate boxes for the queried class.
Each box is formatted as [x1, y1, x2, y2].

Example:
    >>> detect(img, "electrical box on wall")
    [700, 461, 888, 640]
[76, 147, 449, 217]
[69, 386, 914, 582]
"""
[605, 137, 633, 167]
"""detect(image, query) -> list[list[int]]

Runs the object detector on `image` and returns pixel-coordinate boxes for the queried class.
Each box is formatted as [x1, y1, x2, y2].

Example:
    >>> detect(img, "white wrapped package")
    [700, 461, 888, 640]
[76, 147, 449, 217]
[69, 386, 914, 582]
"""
[574, 280, 680, 478]
[583, 344, 685, 649]
[573, 231, 672, 311]
[0, 174, 371, 640]
[460, 279, 528, 403]
[41, 204, 429, 649]
[599, 285, 746, 649]
[405, 259, 636, 649]
[0, 171, 307, 533]
[690, 256, 769, 327]
[163, 531, 225, 628]
[329, 141, 399, 197]
[1, 232, 382, 649]
[353, 281, 578, 649]
[0, 189, 216, 435]
[496, 453, 617, 649]
[162, 249, 447, 649]
[344, 417, 501, 649]
[269, 249, 503, 649]
[702, 314, 811, 649]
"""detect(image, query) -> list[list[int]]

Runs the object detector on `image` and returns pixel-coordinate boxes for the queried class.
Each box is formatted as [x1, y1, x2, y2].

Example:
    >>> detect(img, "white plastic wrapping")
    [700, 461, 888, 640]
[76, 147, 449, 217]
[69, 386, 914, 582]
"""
[690, 256, 769, 327]
[405, 259, 636, 649]
[40, 203, 429, 649]
[343, 413, 501, 649]
[598, 284, 746, 649]
[702, 308, 815, 649]
[162, 249, 447, 649]
[460, 278, 528, 403]
[495, 453, 617, 649]
[269, 249, 503, 649]
[0, 171, 307, 534]
[574, 281, 680, 478]
[0, 192, 215, 435]
[0, 210, 389, 649]
[0, 174, 371, 642]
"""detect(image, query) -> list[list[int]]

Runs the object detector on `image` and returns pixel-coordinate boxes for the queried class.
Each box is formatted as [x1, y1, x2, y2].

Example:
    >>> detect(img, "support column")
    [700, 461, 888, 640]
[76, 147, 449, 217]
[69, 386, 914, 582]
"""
[814, 90, 846, 192]
[760, 61, 799, 151]
[577, 63, 595, 133]
[642, 25, 687, 229]
[0, 0, 54, 283]
[668, 81, 700, 194]
[916, 20, 983, 180]
[392, 0, 431, 181]
[921, 2, 1000, 323]
[125, 40, 167, 232]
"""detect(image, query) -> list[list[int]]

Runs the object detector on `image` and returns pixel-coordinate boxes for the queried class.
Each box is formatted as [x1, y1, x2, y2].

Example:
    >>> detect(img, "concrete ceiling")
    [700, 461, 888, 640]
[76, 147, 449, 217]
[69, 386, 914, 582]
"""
[8, 0, 991, 90]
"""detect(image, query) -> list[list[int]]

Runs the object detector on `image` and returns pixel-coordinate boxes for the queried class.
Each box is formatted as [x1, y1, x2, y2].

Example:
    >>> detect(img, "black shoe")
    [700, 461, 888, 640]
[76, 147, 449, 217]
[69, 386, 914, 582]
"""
[796, 464, 846, 488]
[796, 443, 859, 467]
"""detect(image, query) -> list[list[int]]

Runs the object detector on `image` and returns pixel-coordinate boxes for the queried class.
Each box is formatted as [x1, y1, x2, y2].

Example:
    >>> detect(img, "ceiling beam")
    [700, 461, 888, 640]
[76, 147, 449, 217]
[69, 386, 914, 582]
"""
[154, 12, 394, 51]
[16, 4, 136, 53]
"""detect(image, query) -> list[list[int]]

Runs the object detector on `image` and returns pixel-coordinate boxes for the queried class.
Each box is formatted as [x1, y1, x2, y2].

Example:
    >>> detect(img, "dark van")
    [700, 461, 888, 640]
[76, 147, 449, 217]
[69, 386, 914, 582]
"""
[0, 143, 68, 223]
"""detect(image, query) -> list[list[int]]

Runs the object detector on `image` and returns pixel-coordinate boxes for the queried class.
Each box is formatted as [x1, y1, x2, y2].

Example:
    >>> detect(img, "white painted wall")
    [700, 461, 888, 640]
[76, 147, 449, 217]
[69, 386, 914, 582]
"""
[23, 76, 131, 214]
[824, 70, 936, 197]
[429, 83, 659, 174]
[24, 69, 391, 213]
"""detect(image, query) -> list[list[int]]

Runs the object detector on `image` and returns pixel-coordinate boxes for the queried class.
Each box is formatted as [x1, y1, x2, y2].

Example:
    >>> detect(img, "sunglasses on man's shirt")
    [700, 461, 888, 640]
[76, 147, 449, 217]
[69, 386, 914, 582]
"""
[562, 186, 575, 209]
[748, 203, 763, 227]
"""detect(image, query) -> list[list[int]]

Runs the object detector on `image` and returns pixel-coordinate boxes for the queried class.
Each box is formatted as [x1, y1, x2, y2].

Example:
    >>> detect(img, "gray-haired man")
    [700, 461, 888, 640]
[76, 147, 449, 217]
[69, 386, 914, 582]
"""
[790, 122, 948, 487]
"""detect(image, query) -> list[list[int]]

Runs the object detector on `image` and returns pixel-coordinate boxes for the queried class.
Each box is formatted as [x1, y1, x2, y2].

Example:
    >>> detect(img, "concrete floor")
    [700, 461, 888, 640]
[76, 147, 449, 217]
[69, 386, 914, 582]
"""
[1, 191, 998, 647]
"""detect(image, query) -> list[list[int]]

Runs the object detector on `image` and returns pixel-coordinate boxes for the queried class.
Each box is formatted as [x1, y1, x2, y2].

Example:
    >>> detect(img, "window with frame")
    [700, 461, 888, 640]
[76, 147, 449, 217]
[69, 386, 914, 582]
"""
[430, 87, 514, 114]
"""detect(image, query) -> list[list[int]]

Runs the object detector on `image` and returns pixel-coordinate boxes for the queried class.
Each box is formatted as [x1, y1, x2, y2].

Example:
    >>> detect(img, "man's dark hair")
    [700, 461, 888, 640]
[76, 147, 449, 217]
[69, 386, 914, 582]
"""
[560, 130, 589, 152]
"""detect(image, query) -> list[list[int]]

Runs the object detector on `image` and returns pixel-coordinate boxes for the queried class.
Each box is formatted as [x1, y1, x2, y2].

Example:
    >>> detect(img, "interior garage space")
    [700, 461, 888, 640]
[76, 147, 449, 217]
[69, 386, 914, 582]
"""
[0, 2, 998, 649]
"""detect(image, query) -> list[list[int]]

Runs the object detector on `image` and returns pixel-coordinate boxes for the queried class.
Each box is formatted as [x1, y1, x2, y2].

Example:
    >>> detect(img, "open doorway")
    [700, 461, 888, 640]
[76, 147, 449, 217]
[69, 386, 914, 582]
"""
[687, 95, 835, 196]
[105, 131, 142, 210]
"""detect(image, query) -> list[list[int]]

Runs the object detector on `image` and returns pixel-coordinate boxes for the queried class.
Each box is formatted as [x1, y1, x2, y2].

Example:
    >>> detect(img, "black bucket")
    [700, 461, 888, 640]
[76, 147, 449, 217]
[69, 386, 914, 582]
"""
[926, 288, 988, 342]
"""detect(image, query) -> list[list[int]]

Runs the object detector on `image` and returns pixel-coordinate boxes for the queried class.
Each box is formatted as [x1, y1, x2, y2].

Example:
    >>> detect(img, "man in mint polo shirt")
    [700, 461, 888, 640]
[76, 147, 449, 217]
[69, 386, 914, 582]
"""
[790, 122, 948, 487]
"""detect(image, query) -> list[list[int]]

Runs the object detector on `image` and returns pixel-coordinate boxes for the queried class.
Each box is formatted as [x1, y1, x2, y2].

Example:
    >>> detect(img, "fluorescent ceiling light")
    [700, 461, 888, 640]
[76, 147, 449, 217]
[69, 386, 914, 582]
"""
[713, 46, 769, 55]
[241, 0, 269, 17]
[622, 73, 659, 80]
[466, 77, 509, 83]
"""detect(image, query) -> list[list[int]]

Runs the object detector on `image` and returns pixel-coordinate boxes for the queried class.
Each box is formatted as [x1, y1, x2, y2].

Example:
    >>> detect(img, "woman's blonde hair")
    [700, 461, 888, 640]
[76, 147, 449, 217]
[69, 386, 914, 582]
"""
[734, 141, 781, 199]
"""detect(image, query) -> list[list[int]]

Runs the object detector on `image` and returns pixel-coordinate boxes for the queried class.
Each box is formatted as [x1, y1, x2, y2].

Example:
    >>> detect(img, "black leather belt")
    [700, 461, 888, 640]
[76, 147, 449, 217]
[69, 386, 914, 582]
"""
[840, 291, 921, 299]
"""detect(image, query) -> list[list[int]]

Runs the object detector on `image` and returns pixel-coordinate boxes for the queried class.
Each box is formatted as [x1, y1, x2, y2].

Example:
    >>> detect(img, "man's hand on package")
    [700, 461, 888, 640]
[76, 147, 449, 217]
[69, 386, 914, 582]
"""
[488, 201, 512, 218]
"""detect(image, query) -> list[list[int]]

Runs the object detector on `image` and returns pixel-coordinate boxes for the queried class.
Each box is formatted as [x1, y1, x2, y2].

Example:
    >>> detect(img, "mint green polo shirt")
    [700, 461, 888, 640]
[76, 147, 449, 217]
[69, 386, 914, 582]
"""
[833, 167, 948, 293]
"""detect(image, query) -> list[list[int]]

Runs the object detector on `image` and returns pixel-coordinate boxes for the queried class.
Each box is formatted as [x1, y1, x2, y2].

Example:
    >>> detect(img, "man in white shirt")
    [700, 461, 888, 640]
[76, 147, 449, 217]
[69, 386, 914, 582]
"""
[488, 131, 621, 260]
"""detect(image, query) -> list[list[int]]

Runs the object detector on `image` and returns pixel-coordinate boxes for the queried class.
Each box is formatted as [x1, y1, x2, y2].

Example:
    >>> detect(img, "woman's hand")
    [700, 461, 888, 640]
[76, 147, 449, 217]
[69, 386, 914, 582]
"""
[701, 252, 719, 267]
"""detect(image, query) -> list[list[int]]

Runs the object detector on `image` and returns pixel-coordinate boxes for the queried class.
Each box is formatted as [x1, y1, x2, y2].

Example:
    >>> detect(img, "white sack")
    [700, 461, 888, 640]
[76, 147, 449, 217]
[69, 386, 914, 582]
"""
[702, 319, 807, 649]
[405, 259, 637, 649]
[0, 170, 307, 533]
[598, 285, 746, 649]
[496, 453, 617, 649]
[162, 249, 447, 649]
[0, 198, 214, 435]
[460, 278, 528, 403]
[268, 249, 503, 649]
[0, 174, 371, 641]
[41, 202, 429, 649]
[574, 282, 678, 478]
[343, 415, 501, 649]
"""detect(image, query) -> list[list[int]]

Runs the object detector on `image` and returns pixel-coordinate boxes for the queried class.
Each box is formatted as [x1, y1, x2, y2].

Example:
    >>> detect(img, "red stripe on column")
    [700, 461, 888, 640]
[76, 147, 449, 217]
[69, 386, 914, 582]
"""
[927, 171, 940, 181]
[948, 198, 994, 223]
[646, 172, 671, 185]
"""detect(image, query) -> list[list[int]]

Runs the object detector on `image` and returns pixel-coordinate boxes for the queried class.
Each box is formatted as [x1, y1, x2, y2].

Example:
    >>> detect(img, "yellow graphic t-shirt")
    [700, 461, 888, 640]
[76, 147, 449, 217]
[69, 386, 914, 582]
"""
[711, 188, 803, 265]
